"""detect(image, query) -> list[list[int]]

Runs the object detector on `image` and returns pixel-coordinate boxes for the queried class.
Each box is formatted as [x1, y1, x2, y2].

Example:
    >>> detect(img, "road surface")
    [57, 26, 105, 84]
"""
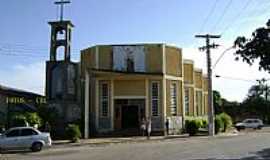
[2, 129, 270, 160]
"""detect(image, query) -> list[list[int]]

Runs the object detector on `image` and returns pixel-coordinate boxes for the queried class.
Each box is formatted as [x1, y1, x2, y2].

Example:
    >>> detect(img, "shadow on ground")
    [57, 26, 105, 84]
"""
[194, 148, 270, 160]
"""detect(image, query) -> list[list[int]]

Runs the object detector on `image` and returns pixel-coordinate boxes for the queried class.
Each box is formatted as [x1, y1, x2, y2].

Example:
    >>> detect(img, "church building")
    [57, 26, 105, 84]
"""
[45, 1, 209, 138]
[81, 44, 209, 138]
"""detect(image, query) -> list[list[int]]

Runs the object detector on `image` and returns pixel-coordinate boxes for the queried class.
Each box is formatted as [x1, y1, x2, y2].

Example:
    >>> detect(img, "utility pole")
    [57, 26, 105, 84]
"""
[195, 34, 221, 136]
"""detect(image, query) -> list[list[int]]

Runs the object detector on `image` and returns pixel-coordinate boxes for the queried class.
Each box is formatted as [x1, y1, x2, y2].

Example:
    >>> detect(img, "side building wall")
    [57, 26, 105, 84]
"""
[184, 60, 208, 122]
[165, 45, 184, 134]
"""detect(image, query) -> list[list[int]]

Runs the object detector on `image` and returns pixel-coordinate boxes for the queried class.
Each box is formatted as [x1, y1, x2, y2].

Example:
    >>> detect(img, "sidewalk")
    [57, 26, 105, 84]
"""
[52, 131, 240, 148]
[52, 134, 188, 148]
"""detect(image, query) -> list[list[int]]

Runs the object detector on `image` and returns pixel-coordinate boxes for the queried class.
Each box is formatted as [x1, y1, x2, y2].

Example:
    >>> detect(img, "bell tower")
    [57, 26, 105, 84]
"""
[49, 21, 73, 61]
[49, 0, 73, 61]
[45, 0, 81, 136]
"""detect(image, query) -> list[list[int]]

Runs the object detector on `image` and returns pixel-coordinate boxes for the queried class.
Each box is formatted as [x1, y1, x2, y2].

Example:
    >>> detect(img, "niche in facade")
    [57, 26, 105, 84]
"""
[113, 46, 145, 72]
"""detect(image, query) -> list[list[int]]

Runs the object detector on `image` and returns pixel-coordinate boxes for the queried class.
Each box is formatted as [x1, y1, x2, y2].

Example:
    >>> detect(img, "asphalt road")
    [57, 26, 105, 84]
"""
[2, 129, 270, 160]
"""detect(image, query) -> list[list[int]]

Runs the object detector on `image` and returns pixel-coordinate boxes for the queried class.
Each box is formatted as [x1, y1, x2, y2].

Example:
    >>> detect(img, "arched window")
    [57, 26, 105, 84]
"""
[56, 46, 65, 61]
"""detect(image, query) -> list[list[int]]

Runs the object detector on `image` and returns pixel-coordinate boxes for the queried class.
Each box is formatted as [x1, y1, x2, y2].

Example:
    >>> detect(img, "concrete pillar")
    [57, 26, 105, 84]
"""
[95, 79, 99, 130]
[145, 79, 149, 118]
[110, 79, 114, 131]
[84, 71, 90, 139]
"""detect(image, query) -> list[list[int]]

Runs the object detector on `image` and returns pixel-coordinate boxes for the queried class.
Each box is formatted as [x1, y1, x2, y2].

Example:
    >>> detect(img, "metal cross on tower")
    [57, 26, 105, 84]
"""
[54, 0, 71, 21]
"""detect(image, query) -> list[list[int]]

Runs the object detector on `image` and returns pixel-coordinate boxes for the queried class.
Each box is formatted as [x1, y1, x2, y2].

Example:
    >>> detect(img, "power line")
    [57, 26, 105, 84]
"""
[189, 0, 219, 49]
[0, 42, 81, 53]
[226, 0, 259, 38]
[0, 52, 47, 58]
[198, 0, 219, 34]
[211, 0, 233, 32]
[0, 50, 81, 59]
[221, 0, 253, 35]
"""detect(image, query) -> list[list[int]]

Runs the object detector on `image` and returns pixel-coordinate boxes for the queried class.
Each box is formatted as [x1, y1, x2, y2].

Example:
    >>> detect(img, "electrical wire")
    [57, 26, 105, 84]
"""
[198, 0, 219, 34]
[211, 0, 233, 32]
[221, 0, 253, 35]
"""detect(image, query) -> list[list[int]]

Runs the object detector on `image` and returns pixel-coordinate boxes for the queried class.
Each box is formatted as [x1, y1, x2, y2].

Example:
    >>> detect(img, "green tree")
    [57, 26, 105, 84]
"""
[10, 112, 42, 128]
[234, 19, 270, 72]
[213, 90, 223, 114]
[25, 112, 42, 127]
[248, 84, 264, 98]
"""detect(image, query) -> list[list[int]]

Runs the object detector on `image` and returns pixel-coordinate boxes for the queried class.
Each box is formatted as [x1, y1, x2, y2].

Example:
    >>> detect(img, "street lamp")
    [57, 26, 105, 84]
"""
[213, 46, 235, 70]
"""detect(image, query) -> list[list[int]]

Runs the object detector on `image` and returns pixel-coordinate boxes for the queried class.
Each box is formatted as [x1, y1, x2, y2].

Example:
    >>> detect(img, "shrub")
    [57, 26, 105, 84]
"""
[219, 112, 232, 132]
[185, 120, 200, 136]
[65, 124, 81, 142]
[195, 119, 203, 128]
[201, 119, 208, 128]
[215, 115, 224, 134]
[25, 112, 43, 128]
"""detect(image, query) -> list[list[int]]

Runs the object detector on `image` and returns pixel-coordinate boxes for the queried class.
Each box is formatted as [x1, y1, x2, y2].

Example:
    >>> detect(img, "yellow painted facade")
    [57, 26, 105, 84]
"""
[184, 60, 208, 119]
[114, 80, 145, 97]
[183, 60, 194, 84]
[146, 44, 163, 73]
[81, 43, 207, 136]
[195, 69, 203, 89]
[165, 46, 182, 77]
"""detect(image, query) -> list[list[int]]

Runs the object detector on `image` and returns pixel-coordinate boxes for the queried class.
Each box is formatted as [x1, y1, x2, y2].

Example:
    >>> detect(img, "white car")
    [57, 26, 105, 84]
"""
[0, 127, 52, 152]
[235, 118, 263, 130]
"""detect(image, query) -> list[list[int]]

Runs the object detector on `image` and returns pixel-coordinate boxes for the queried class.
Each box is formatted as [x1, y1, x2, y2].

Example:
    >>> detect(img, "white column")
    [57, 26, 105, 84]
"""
[95, 79, 99, 130]
[110, 79, 114, 131]
[181, 80, 185, 127]
[95, 46, 99, 69]
[162, 44, 167, 125]
[145, 79, 149, 118]
[163, 78, 167, 118]
[84, 71, 90, 139]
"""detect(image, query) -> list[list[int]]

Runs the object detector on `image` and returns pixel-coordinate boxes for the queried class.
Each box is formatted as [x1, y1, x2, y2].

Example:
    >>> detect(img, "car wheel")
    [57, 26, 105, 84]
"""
[258, 126, 262, 130]
[31, 142, 43, 152]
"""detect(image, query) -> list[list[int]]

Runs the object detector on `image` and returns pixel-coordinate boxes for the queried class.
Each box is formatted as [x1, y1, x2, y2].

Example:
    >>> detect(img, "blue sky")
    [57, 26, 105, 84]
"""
[0, 0, 270, 101]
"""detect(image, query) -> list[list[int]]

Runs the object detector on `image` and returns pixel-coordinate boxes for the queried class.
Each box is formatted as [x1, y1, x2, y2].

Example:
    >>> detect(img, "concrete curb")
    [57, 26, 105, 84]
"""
[51, 133, 240, 148]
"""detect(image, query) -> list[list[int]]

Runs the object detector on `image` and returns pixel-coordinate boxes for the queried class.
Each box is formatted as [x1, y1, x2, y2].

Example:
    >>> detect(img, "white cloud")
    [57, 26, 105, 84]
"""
[0, 61, 45, 95]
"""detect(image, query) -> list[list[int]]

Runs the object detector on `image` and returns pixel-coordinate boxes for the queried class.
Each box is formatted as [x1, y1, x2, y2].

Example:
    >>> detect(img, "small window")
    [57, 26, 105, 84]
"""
[21, 129, 38, 136]
[6, 130, 20, 137]
[170, 83, 177, 116]
[100, 83, 109, 117]
[196, 91, 202, 116]
[184, 88, 189, 116]
[151, 82, 159, 116]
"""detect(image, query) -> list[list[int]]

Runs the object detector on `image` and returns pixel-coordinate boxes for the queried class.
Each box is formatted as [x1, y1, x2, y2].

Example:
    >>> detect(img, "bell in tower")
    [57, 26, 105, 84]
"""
[49, 21, 73, 61]
[45, 0, 81, 137]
